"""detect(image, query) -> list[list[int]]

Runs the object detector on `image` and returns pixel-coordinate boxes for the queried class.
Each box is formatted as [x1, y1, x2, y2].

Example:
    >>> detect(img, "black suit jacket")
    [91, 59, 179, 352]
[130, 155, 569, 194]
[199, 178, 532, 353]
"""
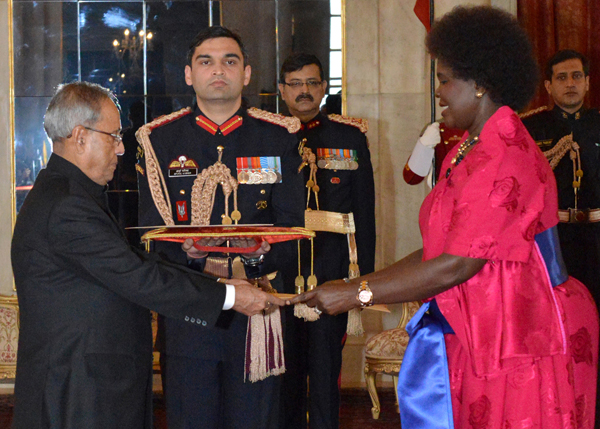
[11, 154, 225, 429]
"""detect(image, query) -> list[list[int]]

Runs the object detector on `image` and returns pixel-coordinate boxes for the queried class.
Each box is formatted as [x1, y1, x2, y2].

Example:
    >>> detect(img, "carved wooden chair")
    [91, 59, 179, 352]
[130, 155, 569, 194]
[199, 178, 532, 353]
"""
[363, 300, 421, 419]
[0, 295, 19, 380]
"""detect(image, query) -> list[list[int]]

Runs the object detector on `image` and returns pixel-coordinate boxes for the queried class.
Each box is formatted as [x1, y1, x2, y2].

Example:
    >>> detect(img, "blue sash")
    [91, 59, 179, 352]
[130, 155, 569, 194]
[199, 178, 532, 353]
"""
[534, 226, 568, 287]
[397, 300, 454, 429]
[396, 226, 567, 428]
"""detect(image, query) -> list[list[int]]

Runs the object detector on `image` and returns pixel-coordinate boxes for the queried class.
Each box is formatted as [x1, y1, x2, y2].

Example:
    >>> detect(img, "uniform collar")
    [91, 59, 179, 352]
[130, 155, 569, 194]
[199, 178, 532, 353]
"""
[194, 107, 244, 136]
[553, 105, 585, 121]
[300, 113, 324, 130]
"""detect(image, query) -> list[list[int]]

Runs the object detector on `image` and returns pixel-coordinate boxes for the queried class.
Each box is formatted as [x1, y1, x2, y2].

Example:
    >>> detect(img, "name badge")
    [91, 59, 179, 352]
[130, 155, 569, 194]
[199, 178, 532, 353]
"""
[168, 155, 199, 177]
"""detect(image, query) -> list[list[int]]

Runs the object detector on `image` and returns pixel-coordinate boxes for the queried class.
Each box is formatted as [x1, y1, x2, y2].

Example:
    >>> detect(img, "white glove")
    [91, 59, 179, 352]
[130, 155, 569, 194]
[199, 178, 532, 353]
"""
[407, 122, 440, 177]
[419, 122, 441, 148]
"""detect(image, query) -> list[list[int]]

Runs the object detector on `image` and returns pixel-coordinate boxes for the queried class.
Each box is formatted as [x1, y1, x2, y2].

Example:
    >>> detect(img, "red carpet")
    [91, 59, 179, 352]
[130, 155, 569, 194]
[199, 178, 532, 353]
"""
[0, 388, 400, 428]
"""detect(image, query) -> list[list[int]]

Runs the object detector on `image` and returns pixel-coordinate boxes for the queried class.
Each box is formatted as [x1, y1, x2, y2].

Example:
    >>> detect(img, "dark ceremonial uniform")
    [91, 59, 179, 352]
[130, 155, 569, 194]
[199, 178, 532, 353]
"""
[521, 106, 600, 305]
[136, 106, 304, 429]
[281, 113, 376, 429]
[403, 123, 463, 185]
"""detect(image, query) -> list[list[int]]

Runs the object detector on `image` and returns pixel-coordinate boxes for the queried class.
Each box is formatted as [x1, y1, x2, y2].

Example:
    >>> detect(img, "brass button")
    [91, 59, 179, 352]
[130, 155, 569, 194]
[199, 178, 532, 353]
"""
[256, 200, 268, 210]
[260, 189, 266, 195]
[180, 189, 185, 195]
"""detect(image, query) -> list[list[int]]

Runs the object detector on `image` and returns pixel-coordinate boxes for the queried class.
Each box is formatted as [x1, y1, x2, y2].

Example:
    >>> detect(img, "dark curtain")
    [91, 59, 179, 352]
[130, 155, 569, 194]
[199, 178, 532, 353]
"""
[517, 0, 600, 111]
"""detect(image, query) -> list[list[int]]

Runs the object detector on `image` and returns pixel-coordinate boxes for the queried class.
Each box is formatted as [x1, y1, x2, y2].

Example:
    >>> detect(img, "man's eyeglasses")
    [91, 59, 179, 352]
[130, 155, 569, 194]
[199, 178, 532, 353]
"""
[283, 80, 323, 89]
[83, 127, 123, 146]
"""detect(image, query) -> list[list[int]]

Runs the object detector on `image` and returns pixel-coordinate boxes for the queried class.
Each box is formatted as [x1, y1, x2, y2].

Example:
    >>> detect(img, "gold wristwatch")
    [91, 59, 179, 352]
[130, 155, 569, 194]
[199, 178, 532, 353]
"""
[356, 280, 374, 307]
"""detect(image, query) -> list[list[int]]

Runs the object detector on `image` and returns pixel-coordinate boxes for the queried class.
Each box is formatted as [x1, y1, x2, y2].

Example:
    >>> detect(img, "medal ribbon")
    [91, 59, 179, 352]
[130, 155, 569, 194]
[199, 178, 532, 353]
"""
[260, 156, 268, 170]
[316, 148, 357, 161]
[236, 157, 249, 176]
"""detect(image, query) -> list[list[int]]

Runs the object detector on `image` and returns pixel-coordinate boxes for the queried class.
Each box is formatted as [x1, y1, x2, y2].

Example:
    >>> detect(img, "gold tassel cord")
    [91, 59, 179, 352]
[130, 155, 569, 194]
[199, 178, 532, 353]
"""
[295, 240, 305, 294]
[541, 133, 582, 210]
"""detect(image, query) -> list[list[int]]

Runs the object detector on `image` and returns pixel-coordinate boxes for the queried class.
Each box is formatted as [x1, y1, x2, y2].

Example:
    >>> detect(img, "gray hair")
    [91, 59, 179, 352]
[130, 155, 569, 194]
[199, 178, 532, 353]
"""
[44, 81, 119, 143]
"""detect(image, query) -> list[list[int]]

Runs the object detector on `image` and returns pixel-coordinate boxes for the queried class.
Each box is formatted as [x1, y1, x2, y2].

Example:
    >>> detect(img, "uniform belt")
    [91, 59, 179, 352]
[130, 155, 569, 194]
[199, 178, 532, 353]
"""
[558, 208, 600, 223]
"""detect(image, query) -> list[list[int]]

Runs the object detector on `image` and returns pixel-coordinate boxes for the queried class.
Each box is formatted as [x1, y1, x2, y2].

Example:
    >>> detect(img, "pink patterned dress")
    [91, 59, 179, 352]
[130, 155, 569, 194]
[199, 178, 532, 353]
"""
[420, 106, 598, 428]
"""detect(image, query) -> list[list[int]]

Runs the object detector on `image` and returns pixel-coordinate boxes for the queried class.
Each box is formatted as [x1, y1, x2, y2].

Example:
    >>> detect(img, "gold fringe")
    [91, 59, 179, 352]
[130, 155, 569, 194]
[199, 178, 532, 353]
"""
[345, 267, 364, 336]
[346, 308, 364, 336]
[293, 303, 321, 322]
[246, 306, 286, 382]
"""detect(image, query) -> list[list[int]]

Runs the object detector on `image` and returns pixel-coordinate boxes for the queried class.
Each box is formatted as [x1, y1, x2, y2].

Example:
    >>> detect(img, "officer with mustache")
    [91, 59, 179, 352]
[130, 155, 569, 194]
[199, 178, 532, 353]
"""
[278, 53, 376, 429]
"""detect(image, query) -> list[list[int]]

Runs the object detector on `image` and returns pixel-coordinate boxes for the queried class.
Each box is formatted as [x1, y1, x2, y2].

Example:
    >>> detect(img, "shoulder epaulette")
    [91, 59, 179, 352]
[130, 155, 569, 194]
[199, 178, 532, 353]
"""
[327, 114, 368, 133]
[247, 107, 301, 133]
[518, 105, 549, 119]
[142, 107, 193, 133]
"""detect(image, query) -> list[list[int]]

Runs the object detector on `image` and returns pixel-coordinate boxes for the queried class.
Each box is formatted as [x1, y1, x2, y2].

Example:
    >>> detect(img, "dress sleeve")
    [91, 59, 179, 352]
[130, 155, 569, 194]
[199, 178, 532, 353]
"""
[442, 116, 552, 262]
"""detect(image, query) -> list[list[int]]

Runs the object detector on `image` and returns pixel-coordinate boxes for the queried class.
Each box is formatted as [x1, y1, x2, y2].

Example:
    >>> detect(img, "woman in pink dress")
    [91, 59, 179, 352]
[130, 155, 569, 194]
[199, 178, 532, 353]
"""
[291, 6, 598, 428]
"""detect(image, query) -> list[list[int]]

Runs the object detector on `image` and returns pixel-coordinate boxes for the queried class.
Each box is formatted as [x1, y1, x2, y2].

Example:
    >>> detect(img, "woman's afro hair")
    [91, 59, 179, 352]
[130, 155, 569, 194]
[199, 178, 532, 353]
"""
[426, 6, 538, 111]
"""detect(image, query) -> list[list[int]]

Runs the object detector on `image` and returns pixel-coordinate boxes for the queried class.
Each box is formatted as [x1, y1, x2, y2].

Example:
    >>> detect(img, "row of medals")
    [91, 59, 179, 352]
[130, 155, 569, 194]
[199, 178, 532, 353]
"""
[237, 169, 282, 185]
[317, 157, 359, 170]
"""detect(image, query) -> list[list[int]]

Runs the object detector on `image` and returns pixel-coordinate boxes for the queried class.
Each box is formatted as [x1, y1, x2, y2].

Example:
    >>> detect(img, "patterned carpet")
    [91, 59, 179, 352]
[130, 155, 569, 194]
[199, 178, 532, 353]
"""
[0, 388, 400, 428]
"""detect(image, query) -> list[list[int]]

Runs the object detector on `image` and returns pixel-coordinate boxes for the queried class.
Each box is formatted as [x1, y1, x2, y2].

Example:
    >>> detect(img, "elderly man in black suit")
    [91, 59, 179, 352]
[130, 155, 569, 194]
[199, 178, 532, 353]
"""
[10, 81, 284, 429]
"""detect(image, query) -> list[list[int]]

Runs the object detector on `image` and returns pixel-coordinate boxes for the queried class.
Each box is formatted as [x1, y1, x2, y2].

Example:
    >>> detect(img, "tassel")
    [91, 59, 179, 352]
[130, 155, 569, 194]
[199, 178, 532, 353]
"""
[293, 303, 321, 321]
[245, 306, 286, 382]
[346, 262, 364, 335]
[346, 308, 364, 336]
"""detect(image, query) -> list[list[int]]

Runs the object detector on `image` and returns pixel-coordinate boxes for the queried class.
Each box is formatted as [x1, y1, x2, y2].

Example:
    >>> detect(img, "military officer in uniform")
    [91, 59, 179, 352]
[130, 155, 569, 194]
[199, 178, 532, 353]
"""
[521, 49, 600, 306]
[521, 49, 600, 425]
[278, 53, 376, 429]
[136, 27, 304, 429]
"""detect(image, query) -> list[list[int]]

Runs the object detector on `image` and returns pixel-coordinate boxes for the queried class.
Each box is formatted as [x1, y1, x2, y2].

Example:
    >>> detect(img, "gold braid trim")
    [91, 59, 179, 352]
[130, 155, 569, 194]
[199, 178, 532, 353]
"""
[328, 114, 368, 133]
[542, 133, 574, 170]
[542, 133, 582, 208]
[190, 160, 239, 226]
[247, 107, 301, 133]
[135, 107, 193, 225]
[299, 147, 319, 210]
[518, 105, 548, 119]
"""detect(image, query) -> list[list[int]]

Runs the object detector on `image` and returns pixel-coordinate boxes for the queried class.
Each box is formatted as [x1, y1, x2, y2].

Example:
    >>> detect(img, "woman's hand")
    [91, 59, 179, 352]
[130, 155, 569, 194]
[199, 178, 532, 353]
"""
[289, 279, 358, 315]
